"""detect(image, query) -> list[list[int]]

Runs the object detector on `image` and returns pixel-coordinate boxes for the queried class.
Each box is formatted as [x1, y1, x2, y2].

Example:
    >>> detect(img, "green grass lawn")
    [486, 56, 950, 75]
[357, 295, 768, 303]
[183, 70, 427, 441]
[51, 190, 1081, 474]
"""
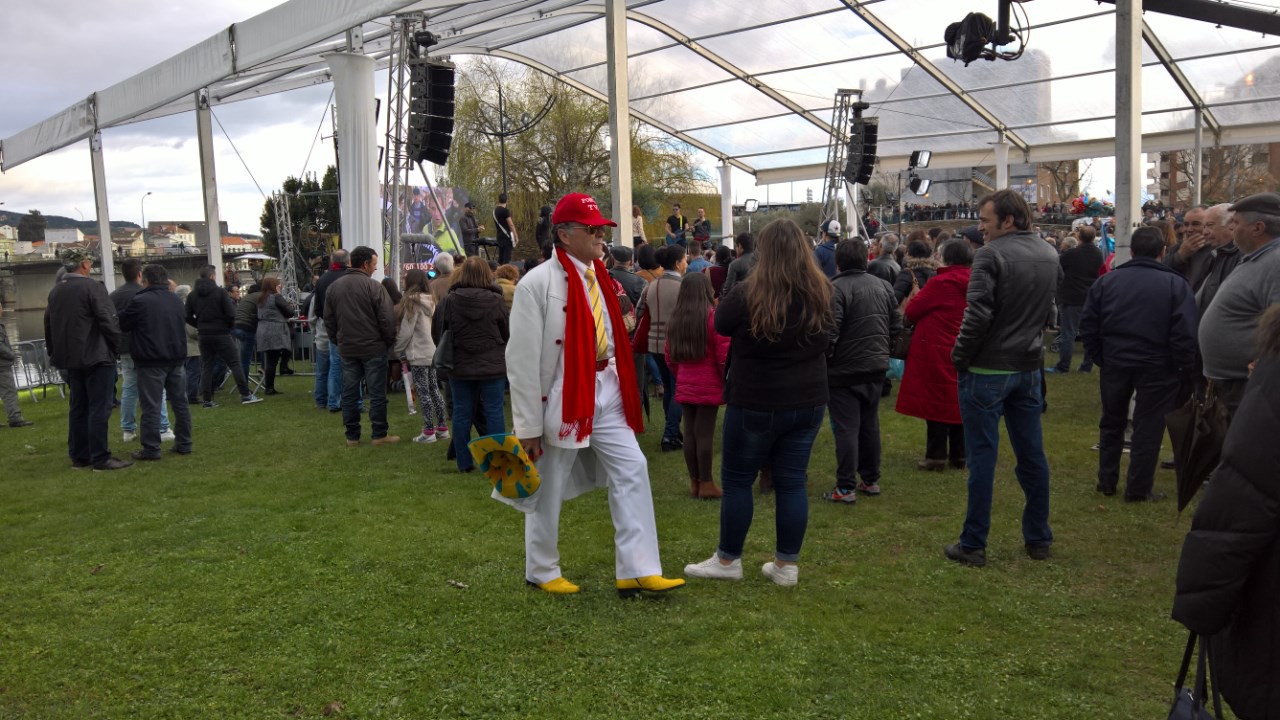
[0, 369, 1204, 719]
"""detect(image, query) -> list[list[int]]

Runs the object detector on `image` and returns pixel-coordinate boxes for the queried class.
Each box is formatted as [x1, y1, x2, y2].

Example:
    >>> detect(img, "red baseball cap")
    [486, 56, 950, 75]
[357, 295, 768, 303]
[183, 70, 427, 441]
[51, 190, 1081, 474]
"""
[551, 193, 617, 227]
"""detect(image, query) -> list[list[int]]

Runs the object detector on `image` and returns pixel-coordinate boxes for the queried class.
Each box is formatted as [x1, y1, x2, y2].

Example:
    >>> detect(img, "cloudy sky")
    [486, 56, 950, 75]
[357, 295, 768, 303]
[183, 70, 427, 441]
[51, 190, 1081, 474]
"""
[0, 0, 331, 235]
[8, 0, 1262, 235]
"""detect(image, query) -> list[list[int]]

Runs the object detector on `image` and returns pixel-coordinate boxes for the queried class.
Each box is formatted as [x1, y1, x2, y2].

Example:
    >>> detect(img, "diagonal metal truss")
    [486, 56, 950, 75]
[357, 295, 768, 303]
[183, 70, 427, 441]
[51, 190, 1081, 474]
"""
[820, 90, 858, 228]
[1142, 20, 1221, 139]
[272, 193, 301, 309]
[381, 14, 421, 274]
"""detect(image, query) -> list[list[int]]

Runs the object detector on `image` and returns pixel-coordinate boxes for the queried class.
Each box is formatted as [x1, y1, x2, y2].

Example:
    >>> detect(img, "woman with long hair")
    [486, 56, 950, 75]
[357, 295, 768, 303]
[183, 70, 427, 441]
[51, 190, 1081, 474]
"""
[254, 277, 296, 395]
[632, 204, 647, 246]
[394, 269, 450, 444]
[431, 256, 509, 472]
[684, 218, 833, 587]
[494, 264, 520, 312]
[664, 272, 729, 500]
[896, 239, 973, 471]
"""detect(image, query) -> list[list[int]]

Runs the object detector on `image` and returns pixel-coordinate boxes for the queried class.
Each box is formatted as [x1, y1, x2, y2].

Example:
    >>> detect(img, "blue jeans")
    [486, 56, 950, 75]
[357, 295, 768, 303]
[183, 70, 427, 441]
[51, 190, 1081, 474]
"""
[718, 404, 825, 562]
[313, 338, 340, 409]
[957, 370, 1053, 551]
[341, 353, 389, 441]
[650, 353, 682, 442]
[232, 327, 256, 377]
[1055, 305, 1092, 372]
[449, 377, 506, 471]
[119, 354, 168, 433]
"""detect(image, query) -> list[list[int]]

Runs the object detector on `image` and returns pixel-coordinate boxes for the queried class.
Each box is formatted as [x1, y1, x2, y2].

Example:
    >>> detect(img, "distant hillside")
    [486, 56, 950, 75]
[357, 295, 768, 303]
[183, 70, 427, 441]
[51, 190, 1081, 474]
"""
[0, 209, 139, 234]
[0, 211, 263, 242]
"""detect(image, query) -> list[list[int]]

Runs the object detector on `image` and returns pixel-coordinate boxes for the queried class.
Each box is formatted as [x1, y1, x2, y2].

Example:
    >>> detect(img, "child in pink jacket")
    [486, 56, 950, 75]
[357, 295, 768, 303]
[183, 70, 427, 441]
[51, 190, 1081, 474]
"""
[665, 273, 731, 499]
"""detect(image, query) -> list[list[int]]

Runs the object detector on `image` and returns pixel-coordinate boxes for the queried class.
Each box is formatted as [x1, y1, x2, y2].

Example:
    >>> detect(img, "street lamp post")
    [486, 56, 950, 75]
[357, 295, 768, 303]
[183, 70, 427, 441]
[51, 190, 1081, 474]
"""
[140, 191, 153, 237]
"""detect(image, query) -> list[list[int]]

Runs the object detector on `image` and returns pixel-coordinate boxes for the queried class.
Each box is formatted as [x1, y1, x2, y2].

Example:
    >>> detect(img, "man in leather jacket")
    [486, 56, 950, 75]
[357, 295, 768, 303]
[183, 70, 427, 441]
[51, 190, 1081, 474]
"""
[945, 190, 1060, 568]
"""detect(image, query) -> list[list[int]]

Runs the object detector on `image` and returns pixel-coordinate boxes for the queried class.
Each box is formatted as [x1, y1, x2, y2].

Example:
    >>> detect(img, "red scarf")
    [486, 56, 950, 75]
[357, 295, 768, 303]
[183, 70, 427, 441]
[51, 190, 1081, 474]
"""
[555, 247, 644, 441]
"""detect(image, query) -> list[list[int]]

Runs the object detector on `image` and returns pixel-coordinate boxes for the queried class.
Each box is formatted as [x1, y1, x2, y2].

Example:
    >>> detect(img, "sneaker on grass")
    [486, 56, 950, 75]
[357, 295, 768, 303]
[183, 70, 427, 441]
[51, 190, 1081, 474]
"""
[823, 486, 858, 504]
[241, 394, 263, 405]
[683, 554, 743, 580]
[761, 561, 798, 587]
[413, 431, 438, 444]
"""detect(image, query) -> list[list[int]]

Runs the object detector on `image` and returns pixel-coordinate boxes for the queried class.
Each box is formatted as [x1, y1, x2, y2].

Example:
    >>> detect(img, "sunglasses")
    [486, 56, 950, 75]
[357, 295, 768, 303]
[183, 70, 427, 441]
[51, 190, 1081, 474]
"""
[566, 223, 607, 235]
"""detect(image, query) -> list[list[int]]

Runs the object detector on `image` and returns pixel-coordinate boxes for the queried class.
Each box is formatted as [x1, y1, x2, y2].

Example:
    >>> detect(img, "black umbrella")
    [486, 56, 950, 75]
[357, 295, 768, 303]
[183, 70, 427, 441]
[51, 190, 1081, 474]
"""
[1165, 389, 1229, 512]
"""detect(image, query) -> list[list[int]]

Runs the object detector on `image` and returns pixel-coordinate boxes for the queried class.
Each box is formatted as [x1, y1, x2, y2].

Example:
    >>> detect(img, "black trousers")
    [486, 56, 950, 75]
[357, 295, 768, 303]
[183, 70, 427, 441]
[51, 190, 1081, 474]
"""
[66, 363, 116, 466]
[925, 420, 965, 462]
[262, 349, 287, 391]
[1098, 366, 1181, 499]
[497, 239, 513, 265]
[828, 381, 882, 490]
[199, 334, 250, 401]
[137, 363, 192, 456]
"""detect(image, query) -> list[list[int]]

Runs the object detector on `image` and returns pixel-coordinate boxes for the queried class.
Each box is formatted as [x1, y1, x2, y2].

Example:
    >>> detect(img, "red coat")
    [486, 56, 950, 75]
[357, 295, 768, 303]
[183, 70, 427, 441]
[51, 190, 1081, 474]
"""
[895, 265, 971, 424]
[665, 310, 731, 407]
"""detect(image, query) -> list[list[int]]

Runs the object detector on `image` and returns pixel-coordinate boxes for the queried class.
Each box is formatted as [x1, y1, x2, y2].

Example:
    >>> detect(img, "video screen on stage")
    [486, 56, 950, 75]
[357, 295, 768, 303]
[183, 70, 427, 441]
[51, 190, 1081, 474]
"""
[382, 183, 477, 275]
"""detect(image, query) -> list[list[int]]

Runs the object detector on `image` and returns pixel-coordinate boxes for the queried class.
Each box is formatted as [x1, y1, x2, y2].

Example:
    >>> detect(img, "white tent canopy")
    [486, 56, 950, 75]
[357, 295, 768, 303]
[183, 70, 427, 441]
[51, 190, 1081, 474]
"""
[6, 0, 1280, 178]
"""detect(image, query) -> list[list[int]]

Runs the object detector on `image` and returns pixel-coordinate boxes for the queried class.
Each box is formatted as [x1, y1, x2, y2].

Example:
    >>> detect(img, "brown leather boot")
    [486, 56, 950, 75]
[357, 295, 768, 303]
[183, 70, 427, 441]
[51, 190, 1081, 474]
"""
[690, 478, 700, 499]
[698, 480, 723, 500]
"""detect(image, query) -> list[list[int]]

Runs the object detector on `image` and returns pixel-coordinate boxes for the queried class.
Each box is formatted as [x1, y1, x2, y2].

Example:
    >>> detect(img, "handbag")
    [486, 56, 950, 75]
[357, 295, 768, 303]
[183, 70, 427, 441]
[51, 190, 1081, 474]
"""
[1167, 632, 1223, 720]
[432, 330, 454, 372]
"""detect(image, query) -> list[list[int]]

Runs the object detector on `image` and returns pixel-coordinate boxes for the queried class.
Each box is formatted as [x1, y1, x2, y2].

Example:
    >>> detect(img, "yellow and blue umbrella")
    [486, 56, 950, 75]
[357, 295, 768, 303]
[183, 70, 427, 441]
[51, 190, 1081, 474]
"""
[468, 434, 541, 508]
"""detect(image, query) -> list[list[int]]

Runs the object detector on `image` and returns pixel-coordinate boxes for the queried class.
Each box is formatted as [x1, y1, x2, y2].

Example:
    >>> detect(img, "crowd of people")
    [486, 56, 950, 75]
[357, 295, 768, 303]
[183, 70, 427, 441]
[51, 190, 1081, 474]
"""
[26, 183, 1280, 718]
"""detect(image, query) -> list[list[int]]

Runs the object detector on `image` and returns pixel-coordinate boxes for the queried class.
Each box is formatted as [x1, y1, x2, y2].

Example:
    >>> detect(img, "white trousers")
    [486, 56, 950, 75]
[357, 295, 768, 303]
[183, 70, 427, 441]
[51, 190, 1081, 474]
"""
[525, 366, 663, 583]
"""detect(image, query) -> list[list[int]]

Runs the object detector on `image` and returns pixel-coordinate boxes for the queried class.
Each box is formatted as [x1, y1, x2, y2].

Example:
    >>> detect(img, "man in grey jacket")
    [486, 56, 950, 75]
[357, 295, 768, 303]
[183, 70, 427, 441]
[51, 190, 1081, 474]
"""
[945, 190, 1060, 568]
[324, 245, 398, 446]
[0, 303, 33, 427]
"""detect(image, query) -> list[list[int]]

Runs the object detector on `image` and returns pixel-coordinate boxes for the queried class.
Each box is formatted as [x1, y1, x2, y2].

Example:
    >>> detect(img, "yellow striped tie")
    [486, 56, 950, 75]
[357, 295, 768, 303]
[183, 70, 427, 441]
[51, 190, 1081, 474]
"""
[584, 268, 609, 361]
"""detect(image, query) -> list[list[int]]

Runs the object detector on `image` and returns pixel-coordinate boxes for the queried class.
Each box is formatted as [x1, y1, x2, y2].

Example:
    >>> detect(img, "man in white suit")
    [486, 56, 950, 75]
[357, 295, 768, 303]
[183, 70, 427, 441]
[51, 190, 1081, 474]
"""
[507, 192, 685, 598]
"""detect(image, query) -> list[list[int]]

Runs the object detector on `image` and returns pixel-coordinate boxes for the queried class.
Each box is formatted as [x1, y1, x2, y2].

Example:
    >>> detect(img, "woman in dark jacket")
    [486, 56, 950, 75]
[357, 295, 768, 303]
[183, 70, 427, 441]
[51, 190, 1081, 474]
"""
[431, 256, 509, 472]
[254, 277, 296, 395]
[705, 243, 735, 299]
[683, 218, 833, 587]
[1172, 305, 1280, 720]
[896, 239, 972, 471]
[893, 240, 939, 304]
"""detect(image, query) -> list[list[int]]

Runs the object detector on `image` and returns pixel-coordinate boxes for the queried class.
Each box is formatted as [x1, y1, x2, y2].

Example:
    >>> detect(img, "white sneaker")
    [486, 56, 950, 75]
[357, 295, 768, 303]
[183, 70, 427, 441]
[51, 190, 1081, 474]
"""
[122, 430, 136, 442]
[762, 561, 799, 587]
[160, 430, 176, 442]
[435, 426, 450, 440]
[683, 553, 743, 580]
[413, 432, 438, 444]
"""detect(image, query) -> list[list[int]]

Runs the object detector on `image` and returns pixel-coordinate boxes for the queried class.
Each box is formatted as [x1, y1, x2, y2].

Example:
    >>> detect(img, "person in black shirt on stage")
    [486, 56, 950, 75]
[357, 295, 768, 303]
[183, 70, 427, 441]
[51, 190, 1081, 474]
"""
[494, 193, 518, 265]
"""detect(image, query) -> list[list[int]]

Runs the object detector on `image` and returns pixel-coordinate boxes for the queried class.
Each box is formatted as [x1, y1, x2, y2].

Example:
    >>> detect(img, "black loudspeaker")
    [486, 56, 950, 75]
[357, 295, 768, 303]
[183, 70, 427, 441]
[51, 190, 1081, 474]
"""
[406, 59, 456, 165]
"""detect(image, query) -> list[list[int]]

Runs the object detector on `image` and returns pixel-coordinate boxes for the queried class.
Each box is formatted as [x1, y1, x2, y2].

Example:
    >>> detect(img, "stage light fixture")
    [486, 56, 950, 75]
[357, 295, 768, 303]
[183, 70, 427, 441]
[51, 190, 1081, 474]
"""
[909, 177, 932, 195]
[910, 150, 931, 169]
[414, 30, 439, 49]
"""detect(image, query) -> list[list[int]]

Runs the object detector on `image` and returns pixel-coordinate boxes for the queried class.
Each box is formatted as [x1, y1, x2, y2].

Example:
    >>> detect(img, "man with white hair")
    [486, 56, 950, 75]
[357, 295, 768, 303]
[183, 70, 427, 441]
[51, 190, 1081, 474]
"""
[867, 233, 900, 285]
[1195, 203, 1245, 316]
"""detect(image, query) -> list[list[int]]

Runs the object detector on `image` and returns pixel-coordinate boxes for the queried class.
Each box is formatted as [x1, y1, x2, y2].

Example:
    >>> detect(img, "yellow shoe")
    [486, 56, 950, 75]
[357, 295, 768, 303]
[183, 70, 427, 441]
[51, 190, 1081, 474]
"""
[526, 577, 581, 595]
[616, 575, 686, 598]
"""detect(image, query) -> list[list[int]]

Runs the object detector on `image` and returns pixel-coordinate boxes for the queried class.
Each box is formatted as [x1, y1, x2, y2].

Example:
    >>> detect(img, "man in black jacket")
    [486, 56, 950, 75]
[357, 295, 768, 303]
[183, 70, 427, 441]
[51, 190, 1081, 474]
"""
[1080, 227, 1197, 501]
[946, 190, 1060, 567]
[45, 247, 130, 471]
[1049, 224, 1104, 373]
[824, 240, 901, 504]
[720, 233, 756, 297]
[867, 234, 900, 286]
[110, 258, 171, 442]
[120, 265, 193, 460]
[186, 265, 259, 407]
[1195, 203, 1244, 317]
[1162, 204, 1211, 290]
